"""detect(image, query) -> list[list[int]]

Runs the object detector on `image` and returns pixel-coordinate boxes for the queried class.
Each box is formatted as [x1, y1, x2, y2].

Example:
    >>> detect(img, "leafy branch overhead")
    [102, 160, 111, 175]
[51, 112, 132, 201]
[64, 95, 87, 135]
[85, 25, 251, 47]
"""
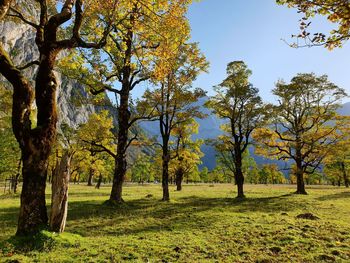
[277, 0, 350, 49]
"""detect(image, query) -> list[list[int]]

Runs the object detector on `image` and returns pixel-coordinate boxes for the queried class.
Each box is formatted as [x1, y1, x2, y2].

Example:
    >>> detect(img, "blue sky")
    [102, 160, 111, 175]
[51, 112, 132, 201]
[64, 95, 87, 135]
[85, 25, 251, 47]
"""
[187, 0, 350, 103]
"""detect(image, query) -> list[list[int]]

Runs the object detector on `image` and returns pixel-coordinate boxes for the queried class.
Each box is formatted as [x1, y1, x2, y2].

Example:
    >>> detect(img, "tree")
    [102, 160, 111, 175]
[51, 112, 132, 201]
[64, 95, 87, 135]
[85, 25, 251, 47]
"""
[277, 0, 350, 49]
[208, 168, 225, 183]
[200, 167, 209, 183]
[60, 0, 193, 203]
[253, 73, 347, 194]
[205, 61, 265, 198]
[242, 151, 259, 184]
[323, 124, 350, 187]
[0, 0, 117, 235]
[258, 164, 286, 185]
[140, 42, 208, 201]
[130, 153, 154, 184]
[76, 110, 116, 183]
[49, 123, 77, 233]
[170, 119, 204, 191]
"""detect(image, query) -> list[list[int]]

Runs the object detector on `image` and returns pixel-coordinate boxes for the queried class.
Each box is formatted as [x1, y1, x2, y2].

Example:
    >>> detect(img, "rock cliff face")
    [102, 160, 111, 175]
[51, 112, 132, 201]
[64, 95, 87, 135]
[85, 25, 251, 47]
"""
[1, 18, 150, 163]
[0, 20, 96, 128]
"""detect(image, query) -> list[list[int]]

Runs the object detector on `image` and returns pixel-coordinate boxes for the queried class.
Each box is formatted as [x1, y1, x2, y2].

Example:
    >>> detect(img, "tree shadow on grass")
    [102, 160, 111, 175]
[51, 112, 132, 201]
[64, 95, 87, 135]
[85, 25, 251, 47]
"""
[1, 231, 54, 254]
[0, 230, 82, 255]
[64, 193, 304, 237]
[0, 192, 311, 241]
[316, 191, 350, 201]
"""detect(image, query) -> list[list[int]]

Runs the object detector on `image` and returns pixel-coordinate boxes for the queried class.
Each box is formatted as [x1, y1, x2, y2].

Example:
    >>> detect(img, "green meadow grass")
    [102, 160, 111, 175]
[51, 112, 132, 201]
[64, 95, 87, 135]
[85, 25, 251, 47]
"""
[0, 184, 350, 262]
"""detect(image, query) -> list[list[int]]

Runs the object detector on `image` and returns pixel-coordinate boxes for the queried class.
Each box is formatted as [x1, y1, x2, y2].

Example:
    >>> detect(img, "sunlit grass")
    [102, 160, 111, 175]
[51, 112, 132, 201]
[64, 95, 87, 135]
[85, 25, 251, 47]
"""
[1, 184, 350, 262]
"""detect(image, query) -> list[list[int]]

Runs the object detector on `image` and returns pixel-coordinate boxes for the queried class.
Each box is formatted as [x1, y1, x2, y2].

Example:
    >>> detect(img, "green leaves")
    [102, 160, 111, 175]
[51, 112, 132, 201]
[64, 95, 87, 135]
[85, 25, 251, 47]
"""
[254, 73, 348, 177]
[206, 61, 265, 154]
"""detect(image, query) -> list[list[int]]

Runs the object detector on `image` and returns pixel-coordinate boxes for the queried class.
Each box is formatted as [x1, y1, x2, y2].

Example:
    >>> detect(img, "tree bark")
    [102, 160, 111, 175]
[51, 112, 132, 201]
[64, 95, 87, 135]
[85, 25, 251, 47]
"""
[17, 150, 49, 235]
[95, 174, 102, 189]
[295, 164, 307, 194]
[341, 162, 349, 188]
[50, 151, 72, 233]
[109, 91, 130, 203]
[15, 48, 60, 235]
[1, 0, 109, 235]
[295, 143, 307, 194]
[12, 158, 21, 193]
[175, 167, 184, 191]
[162, 144, 170, 201]
[234, 148, 245, 198]
[87, 168, 94, 186]
[109, 24, 134, 203]
[295, 170, 307, 194]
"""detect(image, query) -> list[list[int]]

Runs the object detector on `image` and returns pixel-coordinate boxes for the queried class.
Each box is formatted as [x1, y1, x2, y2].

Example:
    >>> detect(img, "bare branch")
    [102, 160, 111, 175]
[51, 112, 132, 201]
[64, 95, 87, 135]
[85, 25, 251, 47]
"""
[17, 60, 39, 70]
[7, 7, 39, 29]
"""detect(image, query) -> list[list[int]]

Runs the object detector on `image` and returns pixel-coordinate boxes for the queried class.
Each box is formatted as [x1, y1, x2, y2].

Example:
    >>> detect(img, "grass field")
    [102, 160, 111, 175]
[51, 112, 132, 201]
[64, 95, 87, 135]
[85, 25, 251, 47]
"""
[0, 184, 350, 262]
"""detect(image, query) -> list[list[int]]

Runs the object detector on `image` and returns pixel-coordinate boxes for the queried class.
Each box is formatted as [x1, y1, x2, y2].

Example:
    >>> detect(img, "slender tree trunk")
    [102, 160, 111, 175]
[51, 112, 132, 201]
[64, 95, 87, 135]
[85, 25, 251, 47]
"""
[162, 144, 170, 201]
[175, 167, 184, 191]
[87, 168, 94, 186]
[109, 90, 130, 203]
[50, 151, 72, 233]
[12, 158, 21, 193]
[108, 20, 135, 203]
[234, 149, 245, 198]
[341, 162, 349, 188]
[95, 174, 102, 189]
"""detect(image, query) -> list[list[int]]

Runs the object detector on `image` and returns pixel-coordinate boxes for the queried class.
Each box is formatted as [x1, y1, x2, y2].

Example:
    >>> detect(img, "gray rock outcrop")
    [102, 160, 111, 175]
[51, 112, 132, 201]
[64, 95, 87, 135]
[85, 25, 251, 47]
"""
[0, 19, 96, 128]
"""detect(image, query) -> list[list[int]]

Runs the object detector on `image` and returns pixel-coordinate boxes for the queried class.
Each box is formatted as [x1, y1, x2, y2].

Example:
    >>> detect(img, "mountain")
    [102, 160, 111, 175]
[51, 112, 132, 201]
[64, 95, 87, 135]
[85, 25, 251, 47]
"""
[0, 19, 96, 128]
[141, 98, 350, 171]
[338, 102, 350, 116]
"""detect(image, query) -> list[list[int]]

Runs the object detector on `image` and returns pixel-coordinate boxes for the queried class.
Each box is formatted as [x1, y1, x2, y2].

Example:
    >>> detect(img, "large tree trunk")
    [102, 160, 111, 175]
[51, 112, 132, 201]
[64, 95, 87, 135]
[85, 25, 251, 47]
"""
[0, 0, 109, 235]
[341, 162, 349, 188]
[17, 150, 49, 235]
[50, 151, 72, 233]
[110, 154, 126, 203]
[15, 49, 59, 235]
[109, 91, 130, 203]
[295, 165, 307, 194]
